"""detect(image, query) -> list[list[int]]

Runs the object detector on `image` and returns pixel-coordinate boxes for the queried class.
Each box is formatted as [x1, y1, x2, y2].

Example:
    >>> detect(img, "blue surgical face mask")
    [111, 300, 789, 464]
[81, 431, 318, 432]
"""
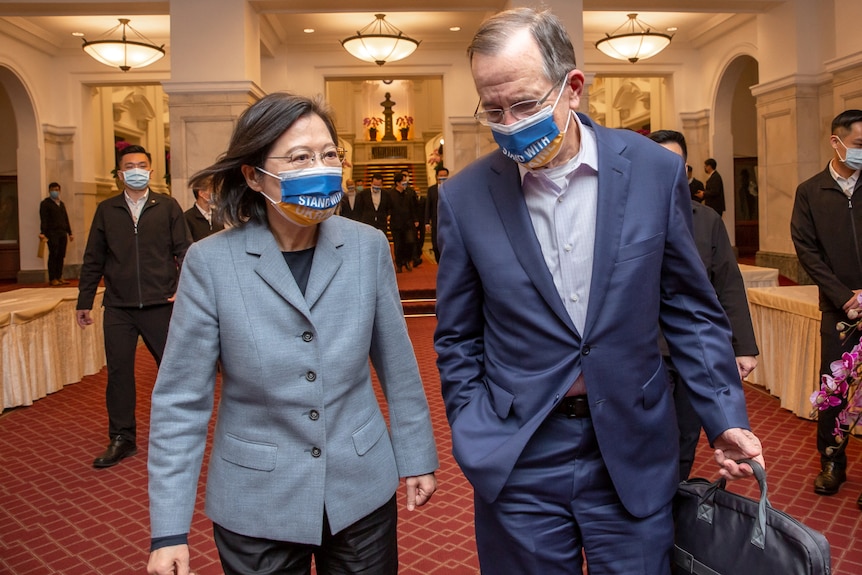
[837, 138, 862, 171]
[487, 78, 570, 169]
[437, 177, 448, 183]
[122, 168, 151, 190]
[256, 165, 344, 226]
[49, 190, 60, 200]
[356, 185, 365, 193]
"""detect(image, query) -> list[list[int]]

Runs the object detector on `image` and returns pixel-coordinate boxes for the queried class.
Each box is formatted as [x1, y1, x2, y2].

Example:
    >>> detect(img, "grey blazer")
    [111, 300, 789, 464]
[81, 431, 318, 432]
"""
[148, 217, 438, 545]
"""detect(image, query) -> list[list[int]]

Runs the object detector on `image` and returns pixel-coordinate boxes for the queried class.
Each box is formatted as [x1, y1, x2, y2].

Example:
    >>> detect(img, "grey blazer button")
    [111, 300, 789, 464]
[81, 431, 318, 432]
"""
[309, 410, 319, 421]
[306, 371, 316, 381]
[311, 447, 322, 457]
[302, 331, 313, 342]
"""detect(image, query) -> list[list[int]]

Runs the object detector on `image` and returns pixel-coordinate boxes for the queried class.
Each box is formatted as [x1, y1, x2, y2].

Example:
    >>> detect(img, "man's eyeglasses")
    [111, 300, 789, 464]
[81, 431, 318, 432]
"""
[268, 146, 346, 169]
[473, 80, 563, 126]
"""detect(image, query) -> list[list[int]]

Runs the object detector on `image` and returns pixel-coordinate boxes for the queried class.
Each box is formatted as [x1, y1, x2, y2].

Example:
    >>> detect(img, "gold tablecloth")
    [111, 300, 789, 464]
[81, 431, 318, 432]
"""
[0, 287, 105, 411]
[738, 264, 780, 289]
[746, 285, 820, 419]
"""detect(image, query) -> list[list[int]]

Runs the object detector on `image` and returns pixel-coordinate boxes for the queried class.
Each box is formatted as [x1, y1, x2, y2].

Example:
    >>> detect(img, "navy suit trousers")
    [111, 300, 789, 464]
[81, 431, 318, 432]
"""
[473, 412, 674, 575]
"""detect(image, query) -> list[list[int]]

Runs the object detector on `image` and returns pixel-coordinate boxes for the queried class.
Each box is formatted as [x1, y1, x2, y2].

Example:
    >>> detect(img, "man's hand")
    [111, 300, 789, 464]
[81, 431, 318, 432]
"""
[405, 473, 437, 511]
[735, 356, 758, 381]
[147, 544, 195, 575]
[76, 310, 93, 328]
[38, 234, 46, 240]
[842, 289, 862, 316]
[713, 428, 764, 480]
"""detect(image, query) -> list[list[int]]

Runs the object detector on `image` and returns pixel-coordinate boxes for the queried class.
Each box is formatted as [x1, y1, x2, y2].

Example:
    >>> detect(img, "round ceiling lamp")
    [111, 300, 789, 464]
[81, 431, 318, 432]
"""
[81, 18, 165, 72]
[341, 14, 420, 66]
[595, 14, 672, 63]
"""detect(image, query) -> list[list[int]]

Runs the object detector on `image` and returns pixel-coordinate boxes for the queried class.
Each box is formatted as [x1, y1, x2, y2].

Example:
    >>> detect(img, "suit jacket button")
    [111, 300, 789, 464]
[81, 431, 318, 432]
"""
[309, 410, 319, 421]
[582, 345, 591, 356]
[311, 447, 321, 457]
[306, 371, 316, 381]
[302, 331, 313, 342]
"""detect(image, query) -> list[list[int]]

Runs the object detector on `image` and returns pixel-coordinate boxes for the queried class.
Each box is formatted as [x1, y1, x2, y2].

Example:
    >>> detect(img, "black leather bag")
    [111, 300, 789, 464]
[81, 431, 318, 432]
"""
[673, 459, 831, 575]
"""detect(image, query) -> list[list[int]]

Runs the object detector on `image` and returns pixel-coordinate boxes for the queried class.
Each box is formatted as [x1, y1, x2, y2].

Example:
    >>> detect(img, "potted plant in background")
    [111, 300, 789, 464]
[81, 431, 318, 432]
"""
[363, 116, 383, 141]
[396, 116, 413, 141]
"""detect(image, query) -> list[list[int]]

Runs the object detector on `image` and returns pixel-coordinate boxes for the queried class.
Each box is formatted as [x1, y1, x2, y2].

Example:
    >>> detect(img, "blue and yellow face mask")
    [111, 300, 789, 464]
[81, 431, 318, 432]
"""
[256, 166, 344, 227]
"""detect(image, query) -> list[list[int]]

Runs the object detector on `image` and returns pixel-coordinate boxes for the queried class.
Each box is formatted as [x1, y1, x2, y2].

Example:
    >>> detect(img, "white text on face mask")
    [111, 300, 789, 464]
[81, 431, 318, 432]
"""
[297, 195, 340, 209]
[501, 135, 553, 164]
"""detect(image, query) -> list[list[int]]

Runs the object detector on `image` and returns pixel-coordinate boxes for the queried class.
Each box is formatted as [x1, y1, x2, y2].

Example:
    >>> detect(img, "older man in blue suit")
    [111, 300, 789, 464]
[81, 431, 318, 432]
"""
[434, 8, 764, 575]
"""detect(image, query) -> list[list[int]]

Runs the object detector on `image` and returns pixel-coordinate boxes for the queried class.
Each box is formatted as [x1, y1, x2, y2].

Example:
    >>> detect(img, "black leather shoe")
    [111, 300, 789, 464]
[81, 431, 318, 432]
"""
[856, 492, 862, 510]
[93, 436, 137, 468]
[813, 462, 846, 495]
[405, 262, 412, 271]
[413, 258, 423, 268]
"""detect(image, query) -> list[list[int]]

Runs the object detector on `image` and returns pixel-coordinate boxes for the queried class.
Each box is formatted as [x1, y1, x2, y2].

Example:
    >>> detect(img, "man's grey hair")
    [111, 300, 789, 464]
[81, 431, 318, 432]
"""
[467, 7, 577, 84]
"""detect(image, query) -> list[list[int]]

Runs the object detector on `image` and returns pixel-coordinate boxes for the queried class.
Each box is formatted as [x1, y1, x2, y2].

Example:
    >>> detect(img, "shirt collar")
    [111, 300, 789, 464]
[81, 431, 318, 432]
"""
[124, 190, 149, 205]
[828, 159, 859, 196]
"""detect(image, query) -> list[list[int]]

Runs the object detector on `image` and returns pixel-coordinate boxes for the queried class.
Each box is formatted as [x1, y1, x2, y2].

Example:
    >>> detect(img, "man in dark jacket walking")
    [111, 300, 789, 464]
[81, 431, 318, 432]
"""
[39, 182, 74, 285]
[183, 177, 224, 241]
[389, 172, 418, 273]
[792, 109, 862, 506]
[76, 145, 191, 469]
[703, 158, 726, 215]
[650, 131, 759, 481]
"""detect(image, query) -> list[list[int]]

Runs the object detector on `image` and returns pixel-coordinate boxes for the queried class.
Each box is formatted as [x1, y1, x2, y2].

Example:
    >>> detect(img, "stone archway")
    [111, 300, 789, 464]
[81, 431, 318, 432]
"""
[711, 54, 759, 252]
[0, 65, 41, 282]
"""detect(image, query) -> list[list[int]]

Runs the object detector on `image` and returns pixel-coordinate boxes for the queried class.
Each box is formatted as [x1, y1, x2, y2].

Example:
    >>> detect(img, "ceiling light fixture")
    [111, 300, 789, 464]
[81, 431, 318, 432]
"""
[595, 13, 672, 63]
[341, 14, 419, 66]
[81, 18, 165, 72]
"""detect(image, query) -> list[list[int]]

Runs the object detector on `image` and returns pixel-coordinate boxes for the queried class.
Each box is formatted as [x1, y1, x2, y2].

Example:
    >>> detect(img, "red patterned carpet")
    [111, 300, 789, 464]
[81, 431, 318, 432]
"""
[2, 258, 862, 573]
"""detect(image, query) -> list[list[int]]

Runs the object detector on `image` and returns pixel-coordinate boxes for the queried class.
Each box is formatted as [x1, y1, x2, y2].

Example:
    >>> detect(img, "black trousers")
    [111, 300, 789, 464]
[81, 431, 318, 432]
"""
[103, 304, 173, 442]
[391, 228, 414, 268]
[46, 231, 68, 281]
[213, 495, 398, 575]
[412, 224, 425, 262]
[817, 309, 858, 468]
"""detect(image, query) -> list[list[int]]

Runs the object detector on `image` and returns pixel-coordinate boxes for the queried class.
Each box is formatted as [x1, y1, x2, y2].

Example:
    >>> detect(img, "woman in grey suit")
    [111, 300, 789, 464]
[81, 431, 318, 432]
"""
[147, 93, 439, 575]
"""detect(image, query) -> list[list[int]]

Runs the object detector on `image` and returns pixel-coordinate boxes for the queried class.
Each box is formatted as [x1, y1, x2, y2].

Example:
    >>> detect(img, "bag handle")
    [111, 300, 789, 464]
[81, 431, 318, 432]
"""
[695, 458, 768, 549]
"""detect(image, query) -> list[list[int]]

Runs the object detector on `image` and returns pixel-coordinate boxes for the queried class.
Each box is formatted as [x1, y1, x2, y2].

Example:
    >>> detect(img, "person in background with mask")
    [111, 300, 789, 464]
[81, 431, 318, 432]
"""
[337, 178, 362, 221]
[648, 130, 759, 482]
[389, 172, 418, 273]
[425, 166, 448, 263]
[792, 109, 862, 506]
[77, 144, 191, 469]
[703, 158, 726, 216]
[357, 173, 391, 234]
[434, 8, 764, 574]
[146, 92, 438, 575]
[184, 176, 225, 241]
[39, 181, 73, 285]
[402, 168, 425, 268]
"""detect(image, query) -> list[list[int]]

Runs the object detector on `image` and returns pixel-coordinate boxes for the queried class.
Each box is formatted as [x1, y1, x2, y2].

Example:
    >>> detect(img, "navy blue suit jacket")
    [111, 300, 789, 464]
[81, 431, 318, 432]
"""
[434, 115, 750, 517]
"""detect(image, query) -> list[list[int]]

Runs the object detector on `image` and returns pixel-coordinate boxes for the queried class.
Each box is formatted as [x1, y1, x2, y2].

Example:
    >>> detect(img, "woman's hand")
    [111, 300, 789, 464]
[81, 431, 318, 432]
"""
[405, 473, 437, 510]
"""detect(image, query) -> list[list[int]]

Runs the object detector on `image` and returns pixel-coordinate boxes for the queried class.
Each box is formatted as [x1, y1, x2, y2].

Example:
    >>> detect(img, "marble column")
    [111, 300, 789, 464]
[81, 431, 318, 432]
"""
[163, 0, 264, 210]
